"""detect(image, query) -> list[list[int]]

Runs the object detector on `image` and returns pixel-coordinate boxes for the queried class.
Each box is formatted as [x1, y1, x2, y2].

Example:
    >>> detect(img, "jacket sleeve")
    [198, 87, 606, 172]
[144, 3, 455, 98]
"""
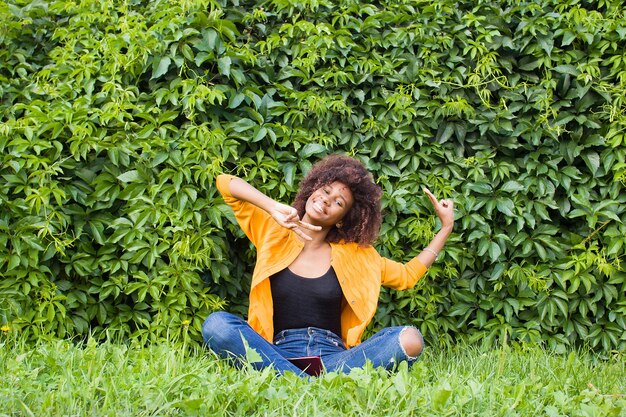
[216, 174, 277, 248]
[380, 255, 427, 290]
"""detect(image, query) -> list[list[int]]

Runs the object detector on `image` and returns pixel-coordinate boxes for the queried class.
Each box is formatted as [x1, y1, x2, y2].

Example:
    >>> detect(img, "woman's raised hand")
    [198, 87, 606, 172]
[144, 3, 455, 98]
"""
[271, 202, 321, 240]
[423, 188, 454, 229]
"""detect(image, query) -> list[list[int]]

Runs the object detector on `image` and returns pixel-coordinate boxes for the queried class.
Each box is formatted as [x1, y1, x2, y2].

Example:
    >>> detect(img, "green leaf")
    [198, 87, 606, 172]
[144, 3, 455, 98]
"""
[151, 152, 169, 167]
[432, 383, 452, 410]
[283, 163, 296, 187]
[496, 199, 515, 216]
[241, 335, 262, 364]
[448, 304, 473, 317]
[195, 28, 219, 52]
[117, 170, 141, 183]
[553, 65, 579, 76]
[252, 127, 267, 142]
[152, 56, 171, 79]
[299, 143, 326, 159]
[228, 93, 246, 109]
[380, 163, 401, 177]
[582, 152, 600, 175]
[218, 56, 231, 77]
[561, 30, 576, 46]
[537, 34, 554, 56]
[437, 124, 454, 144]
[501, 181, 525, 193]
[488, 242, 502, 263]
[7, 254, 21, 271]
[518, 58, 541, 71]
[230, 118, 256, 132]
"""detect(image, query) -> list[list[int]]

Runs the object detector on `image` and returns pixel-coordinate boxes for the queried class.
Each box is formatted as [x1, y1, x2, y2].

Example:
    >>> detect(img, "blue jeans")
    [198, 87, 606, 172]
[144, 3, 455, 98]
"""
[202, 311, 423, 376]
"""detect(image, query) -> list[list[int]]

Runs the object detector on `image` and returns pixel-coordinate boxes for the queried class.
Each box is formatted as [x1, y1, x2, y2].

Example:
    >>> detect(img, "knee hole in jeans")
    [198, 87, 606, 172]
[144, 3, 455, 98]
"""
[399, 326, 423, 358]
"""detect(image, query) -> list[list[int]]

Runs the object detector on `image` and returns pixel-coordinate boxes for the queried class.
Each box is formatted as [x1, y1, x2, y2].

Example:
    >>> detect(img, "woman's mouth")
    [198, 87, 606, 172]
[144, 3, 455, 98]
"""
[312, 201, 326, 214]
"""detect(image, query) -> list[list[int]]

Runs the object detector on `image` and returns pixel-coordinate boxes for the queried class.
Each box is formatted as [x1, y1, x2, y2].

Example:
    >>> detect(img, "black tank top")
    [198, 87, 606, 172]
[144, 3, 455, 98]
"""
[270, 266, 343, 338]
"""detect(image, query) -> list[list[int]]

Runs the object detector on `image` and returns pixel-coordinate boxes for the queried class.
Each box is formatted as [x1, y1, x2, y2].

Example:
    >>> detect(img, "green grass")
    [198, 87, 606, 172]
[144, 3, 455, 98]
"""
[1, 334, 624, 416]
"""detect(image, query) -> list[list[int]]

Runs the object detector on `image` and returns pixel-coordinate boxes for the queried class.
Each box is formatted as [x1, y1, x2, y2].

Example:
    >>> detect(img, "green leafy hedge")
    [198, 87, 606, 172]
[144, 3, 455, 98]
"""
[1, 0, 625, 351]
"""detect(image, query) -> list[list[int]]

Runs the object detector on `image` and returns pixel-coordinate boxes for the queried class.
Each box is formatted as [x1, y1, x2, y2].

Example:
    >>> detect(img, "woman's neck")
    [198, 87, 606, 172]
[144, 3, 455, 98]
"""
[303, 230, 329, 248]
[299, 213, 332, 248]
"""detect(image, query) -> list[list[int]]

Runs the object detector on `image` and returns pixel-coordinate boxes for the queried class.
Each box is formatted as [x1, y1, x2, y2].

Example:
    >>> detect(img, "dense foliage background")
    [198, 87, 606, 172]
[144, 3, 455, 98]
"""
[1, 0, 625, 351]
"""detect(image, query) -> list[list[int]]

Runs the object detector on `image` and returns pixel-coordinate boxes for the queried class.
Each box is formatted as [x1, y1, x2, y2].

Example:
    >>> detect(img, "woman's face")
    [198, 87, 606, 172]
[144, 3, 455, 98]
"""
[303, 181, 354, 227]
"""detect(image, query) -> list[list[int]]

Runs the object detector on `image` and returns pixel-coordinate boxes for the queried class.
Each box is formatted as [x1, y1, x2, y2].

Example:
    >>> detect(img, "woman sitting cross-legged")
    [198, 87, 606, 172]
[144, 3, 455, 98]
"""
[202, 154, 454, 376]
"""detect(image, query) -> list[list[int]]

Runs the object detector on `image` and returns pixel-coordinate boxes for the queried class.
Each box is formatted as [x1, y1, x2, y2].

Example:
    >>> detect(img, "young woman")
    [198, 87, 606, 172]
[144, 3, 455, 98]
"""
[202, 154, 454, 375]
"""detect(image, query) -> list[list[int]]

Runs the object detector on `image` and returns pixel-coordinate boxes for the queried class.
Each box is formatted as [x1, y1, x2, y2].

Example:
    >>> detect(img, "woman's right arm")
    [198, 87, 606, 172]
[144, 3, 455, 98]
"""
[227, 176, 282, 214]
[219, 175, 319, 240]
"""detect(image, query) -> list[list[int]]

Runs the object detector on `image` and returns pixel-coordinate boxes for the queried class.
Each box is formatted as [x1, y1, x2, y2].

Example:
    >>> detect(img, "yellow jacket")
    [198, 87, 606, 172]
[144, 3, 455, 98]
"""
[217, 174, 428, 347]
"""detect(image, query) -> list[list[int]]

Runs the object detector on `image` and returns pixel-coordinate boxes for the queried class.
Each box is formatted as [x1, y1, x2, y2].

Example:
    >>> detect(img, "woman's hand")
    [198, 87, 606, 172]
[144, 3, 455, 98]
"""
[423, 188, 454, 229]
[416, 188, 454, 267]
[271, 202, 321, 240]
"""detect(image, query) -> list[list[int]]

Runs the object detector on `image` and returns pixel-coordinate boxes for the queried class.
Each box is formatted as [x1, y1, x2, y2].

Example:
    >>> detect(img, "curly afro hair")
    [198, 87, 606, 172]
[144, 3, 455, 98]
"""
[293, 154, 382, 246]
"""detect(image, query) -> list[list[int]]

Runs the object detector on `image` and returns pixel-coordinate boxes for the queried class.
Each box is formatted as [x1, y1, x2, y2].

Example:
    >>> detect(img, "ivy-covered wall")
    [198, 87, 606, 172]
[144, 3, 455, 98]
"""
[1, 0, 625, 351]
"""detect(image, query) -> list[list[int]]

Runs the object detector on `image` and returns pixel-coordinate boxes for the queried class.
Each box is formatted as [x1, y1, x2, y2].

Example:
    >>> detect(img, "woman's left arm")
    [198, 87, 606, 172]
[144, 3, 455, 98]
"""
[379, 188, 454, 290]
[416, 187, 454, 268]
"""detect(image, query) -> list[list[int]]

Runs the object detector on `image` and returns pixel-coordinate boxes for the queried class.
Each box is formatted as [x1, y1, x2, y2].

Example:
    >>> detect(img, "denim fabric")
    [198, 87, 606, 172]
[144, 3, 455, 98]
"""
[202, 311, 423, 376]
[201, 311, 303, 374]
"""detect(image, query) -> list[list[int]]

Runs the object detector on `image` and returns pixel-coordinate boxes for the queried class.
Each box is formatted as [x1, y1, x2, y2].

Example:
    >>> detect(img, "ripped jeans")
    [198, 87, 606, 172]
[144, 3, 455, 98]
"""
[202, 312, 423, 376]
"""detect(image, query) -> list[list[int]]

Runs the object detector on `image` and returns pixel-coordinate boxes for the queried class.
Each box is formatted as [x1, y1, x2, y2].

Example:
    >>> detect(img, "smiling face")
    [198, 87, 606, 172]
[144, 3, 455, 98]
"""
[302, 181, 354, 228]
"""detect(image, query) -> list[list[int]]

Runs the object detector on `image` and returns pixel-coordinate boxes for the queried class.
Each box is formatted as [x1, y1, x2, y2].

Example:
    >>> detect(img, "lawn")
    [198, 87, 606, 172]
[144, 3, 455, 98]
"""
[1, 335, 624, 416]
